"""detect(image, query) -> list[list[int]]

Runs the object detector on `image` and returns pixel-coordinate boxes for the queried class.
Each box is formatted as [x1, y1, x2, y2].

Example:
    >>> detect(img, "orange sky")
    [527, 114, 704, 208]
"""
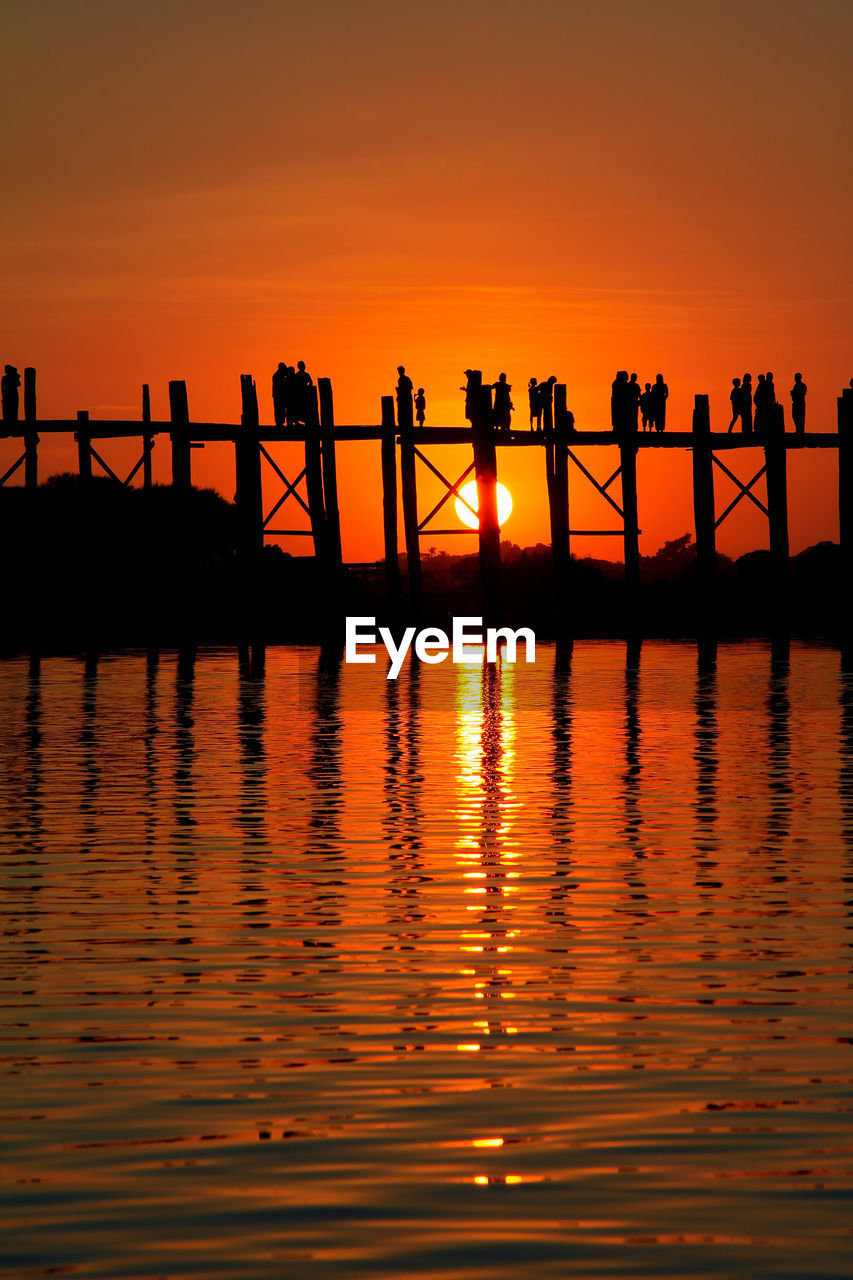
[2, 0, 852, 562]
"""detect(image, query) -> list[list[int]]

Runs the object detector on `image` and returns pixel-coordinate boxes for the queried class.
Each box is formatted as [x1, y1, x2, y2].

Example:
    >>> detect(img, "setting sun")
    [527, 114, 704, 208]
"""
[455, 481, 513, 531]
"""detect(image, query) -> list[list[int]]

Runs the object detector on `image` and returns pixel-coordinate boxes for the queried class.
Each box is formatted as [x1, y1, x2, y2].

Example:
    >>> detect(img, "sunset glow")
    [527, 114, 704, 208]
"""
[455, 480, 514, 530]
[2, 2, 851, 562]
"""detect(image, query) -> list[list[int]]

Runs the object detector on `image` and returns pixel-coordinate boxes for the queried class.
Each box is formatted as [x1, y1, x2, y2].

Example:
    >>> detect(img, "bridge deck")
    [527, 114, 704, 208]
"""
[1, 423, 841, 448]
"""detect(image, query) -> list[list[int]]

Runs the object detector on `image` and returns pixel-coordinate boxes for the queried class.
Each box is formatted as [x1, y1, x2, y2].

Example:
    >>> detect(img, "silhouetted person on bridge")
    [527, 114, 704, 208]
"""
[537, 375, 557, 437]
[415, 387, 426, 427]
[528, 377, 542, 431]
[741, 373, 753, 432]
[396, 365, 414, 429]
[629, 373, 641, 431]
[611, 370, 630, 433]
[493, 373, 513, 432]
[640, 382, 652, 430]
[291, 360, 314, 425]
[650, 373, 668, 432]
[754, 373, 769, 432]
[2, 364, 20, 425]
[766, 371, 776, 410]
[272, 362, 288, 427]
[790, 373, 807, 434]
[461, 369, 477, 423]
[728, 377, 742, 432]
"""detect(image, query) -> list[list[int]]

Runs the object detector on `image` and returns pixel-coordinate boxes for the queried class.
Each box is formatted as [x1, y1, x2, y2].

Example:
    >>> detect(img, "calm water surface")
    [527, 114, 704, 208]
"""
[1, 641, 852, 1278]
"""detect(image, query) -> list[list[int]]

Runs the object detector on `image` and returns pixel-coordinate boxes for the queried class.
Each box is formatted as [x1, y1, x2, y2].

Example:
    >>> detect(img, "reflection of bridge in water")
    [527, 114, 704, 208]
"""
[3, 367, 852, 619]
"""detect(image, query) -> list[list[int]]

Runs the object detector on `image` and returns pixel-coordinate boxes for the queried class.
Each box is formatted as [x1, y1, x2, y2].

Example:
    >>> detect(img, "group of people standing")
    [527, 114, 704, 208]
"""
[527, 376, 558, 432]
[395, 366, 427, 425]
[611, 371, 669, 433]
[728, 372, 807, 434]
[272, 360, 824, 438]
[271, 360, 314, 427]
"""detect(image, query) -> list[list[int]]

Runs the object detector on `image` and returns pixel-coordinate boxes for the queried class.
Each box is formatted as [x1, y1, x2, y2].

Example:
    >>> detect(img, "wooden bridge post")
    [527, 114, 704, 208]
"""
[839, 389, 853, 583]
[76, 410, 91, 482]
[380, 395, 401, 602]
[398, 381, 422, 608]
[551, 384, 571, 595]
[304, 385, 327, 561]
[237, 374, 263, 556]
[764, 401, 789, 572]
[619, 429, 640, 591]
[169, 380, 191, 489]
[691, 394, 715, 580]
[471, 373, 502, 622]
[142, 384, 153, 489]
[318, 378, 342, 569]
[23, 367, 38, 489]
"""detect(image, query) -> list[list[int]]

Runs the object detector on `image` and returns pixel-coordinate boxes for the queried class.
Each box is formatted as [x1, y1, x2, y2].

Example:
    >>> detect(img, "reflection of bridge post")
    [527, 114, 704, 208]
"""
[143, 649, 159, 855]
[622, 640, 643, 848]
[839, 657, 853, 853]
[24, 651, 44, 856]
[549, 641, 575, 923]
[173, 647, 196, 835]
[693, 641, 719, 881]
[469, 660, 516, 1036]
[307, 645, 344, 855]
[765, 641, 792, 852]
[383, 656, 425, 930]
[236, 659, 267, 848]
[79, 655, 100, 852]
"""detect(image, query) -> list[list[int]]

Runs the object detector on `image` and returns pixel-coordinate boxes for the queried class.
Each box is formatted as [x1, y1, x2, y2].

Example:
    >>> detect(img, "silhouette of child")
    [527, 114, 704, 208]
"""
[728, 377, 742, 433]
[415, 387, 426, 427]
[640, 382, 652, 430]
[528, 377, 542, 431]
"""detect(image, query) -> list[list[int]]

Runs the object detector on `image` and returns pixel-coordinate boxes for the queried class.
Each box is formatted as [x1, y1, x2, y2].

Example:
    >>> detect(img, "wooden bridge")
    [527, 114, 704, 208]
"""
[3, 366, 852, 618]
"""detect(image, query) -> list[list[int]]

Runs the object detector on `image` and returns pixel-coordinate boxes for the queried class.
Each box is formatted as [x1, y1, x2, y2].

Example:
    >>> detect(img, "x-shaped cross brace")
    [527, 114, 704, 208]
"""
[260, 443, 311, 528]
[414, 448, 478, 532]
[712, 455, 768, 529]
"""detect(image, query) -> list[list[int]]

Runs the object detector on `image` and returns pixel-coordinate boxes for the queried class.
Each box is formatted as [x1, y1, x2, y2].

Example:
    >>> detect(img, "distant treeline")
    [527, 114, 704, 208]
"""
[0, 475, 845, 649]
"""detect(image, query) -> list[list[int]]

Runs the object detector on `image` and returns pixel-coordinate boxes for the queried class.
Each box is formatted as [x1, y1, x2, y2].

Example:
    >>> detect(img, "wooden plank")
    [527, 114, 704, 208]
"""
[142, 384, 153, 489]
[380, 396, 401, 601]
[764, 403, 789, 570]
[237, 374, 263, 555]
[398, 381, 422, 608]
[551, 384, 571, 595]
[303, 385, 326, 561]
[168, 380, 191, 488]
[2, 420, 842, 447]
[318, 378, 342, 569]
[691, 394, 715, 579]
[76, 410, 91, 482]
[839, 390, 853, 582]
[24, 368, 38, 489]
[470, 373, 502, 622]
[619, 433, 640, 590]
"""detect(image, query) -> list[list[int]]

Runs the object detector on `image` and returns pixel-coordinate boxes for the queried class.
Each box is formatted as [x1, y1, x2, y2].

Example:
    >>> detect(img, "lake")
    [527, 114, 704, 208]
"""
[1, 641, 851, 1278]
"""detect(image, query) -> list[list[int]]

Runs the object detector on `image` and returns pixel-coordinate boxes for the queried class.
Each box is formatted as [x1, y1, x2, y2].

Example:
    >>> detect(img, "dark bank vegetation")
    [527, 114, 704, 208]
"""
[0, 475, 845, 650]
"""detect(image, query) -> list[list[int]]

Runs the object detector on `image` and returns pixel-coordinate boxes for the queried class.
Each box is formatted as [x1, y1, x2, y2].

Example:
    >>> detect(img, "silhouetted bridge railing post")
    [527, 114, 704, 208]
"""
[2, 365, 852, 630]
